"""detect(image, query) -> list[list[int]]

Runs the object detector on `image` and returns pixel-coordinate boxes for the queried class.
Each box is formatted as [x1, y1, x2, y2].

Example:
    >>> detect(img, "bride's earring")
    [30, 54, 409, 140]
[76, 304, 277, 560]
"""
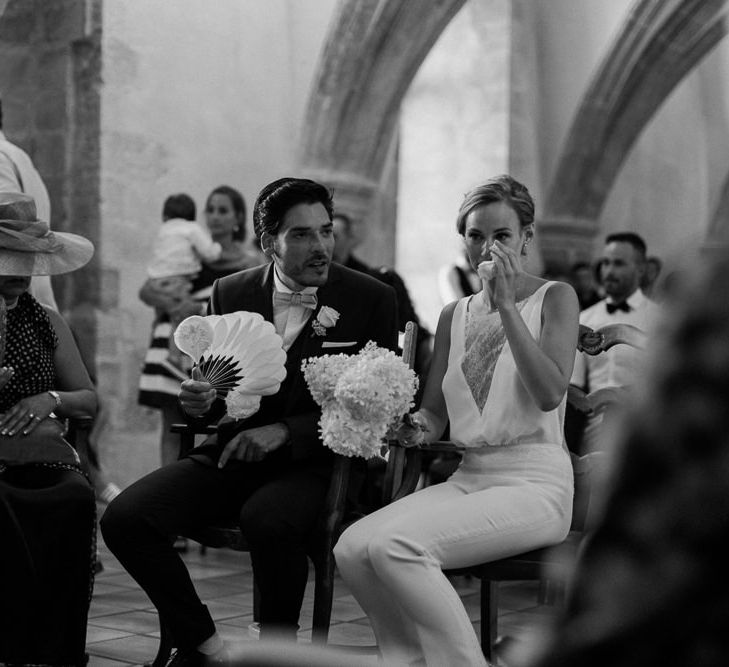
[521, 239, 529, 256]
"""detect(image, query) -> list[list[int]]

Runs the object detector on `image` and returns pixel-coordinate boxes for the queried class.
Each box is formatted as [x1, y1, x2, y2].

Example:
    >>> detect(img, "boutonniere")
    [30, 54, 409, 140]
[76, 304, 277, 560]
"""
[311, 305, 340, 337]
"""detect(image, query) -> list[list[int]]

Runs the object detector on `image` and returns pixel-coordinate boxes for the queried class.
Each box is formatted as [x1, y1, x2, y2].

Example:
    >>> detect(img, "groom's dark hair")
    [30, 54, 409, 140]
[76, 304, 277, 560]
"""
[253, 177, 333, 239]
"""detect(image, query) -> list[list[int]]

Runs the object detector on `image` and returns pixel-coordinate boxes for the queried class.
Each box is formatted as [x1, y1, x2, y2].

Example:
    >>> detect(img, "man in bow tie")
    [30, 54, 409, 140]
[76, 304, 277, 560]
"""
[102, 178, 398, 664]
[569, 232, 661, 453]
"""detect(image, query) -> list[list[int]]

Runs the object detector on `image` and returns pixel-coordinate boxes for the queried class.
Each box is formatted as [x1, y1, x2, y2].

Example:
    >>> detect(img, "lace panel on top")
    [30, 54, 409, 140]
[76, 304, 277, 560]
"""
[461, 298, 527, 413]
[462, 306, 507, 412]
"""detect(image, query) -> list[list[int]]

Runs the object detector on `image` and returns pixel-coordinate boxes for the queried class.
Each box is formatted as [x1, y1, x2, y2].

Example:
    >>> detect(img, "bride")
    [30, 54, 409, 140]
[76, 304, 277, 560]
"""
[334, 175, 580, 666]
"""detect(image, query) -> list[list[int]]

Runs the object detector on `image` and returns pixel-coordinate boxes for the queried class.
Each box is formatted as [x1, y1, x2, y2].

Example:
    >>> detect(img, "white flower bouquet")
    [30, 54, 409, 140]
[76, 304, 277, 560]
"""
[301, 341, 419, 458]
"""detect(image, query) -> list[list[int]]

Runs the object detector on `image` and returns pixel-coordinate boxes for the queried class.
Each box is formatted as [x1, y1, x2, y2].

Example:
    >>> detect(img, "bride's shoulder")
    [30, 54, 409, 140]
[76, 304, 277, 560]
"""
[537, 277, 579, 314]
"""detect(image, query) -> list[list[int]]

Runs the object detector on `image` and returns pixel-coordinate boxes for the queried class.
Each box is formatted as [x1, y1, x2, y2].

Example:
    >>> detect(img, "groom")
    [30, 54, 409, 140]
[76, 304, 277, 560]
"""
[102, 178, 398, 664]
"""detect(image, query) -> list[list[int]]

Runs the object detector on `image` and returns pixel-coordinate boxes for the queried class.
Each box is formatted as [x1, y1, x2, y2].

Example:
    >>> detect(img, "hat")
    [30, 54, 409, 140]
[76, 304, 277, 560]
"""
[0, 192, 94, 276]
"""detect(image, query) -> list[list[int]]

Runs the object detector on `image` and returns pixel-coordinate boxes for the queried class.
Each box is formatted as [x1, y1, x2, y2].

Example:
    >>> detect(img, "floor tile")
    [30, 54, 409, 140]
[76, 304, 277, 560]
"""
[86, 654, 139, 667]
[206, 598, 257, 621]
[85, 625, 135, 644]
[87, 540, 559, 664]
[89, 610, 161, 635]
[95, 588, 155, 611]
[86, 634, 161, 664]
[214, 590, 256, 609]
[324, 621, 377, 646]
[193, 575, 251, 598]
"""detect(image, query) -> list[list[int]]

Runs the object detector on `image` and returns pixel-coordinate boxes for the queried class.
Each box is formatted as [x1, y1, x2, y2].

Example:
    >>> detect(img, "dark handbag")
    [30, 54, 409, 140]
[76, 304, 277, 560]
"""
[0, 416, 80, 466]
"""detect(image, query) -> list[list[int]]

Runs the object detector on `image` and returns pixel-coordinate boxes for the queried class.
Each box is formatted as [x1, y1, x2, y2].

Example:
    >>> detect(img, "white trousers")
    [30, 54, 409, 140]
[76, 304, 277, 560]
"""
[334, 443, 573, 666]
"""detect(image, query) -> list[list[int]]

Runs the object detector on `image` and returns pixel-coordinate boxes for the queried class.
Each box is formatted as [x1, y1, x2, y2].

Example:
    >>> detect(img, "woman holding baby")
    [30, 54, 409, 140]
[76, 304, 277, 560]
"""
[334, 175, 580, 666]
[138, 185, 262, 468]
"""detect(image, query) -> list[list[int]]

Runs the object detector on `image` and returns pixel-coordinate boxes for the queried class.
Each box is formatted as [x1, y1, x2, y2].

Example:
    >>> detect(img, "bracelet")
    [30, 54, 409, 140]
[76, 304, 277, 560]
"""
[48, 390, 62, 411]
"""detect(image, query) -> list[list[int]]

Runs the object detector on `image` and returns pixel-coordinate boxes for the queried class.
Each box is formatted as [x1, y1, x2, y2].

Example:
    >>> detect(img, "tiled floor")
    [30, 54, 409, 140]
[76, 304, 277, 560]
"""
[86, 539, 557, 667]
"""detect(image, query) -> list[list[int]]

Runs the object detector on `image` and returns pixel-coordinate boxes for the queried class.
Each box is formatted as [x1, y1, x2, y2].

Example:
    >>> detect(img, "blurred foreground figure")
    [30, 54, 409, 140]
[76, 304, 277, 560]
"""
[531, 249, 729, 667]
[225, 638, 398, 666]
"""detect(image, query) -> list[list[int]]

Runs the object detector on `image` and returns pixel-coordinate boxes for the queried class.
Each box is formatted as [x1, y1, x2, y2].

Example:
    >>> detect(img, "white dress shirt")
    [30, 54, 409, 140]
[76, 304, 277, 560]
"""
[570, 289, 662, 452]
[570, 288, 662, 392]
[272, 267, 318, 351]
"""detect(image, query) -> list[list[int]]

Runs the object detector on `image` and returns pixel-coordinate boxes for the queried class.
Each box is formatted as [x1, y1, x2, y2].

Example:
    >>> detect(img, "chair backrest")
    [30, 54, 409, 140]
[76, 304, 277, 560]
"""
[568, 322, 646, 415]
[379, 322, 419, 503]
[569, 451, 608, 531]
[401, 320, 418, 371]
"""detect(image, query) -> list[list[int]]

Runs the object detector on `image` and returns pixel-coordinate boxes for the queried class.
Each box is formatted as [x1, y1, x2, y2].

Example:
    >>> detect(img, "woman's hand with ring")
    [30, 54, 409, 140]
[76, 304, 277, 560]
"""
[395, 412, 429, 448]
[0, 393, 57, 436]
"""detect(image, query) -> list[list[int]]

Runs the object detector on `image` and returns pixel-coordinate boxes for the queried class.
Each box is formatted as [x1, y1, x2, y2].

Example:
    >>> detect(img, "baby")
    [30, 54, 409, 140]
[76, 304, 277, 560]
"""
[146, 193, 222, 369]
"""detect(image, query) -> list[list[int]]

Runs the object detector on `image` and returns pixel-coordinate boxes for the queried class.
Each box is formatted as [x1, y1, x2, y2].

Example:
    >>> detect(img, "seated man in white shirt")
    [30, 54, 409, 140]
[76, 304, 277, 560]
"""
[570, 232, 662, 451]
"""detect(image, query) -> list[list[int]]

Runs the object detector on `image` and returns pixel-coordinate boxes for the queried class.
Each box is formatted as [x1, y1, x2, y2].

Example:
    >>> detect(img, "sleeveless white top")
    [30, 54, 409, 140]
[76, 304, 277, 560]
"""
[442, 281, 566, 449]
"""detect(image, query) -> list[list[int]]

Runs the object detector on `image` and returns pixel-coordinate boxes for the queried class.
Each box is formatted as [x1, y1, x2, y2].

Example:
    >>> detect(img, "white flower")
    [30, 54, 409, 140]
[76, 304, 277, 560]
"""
[311, 306, 340, 337]
[302, 341, 419, 459]
[317, 306, 340, 328]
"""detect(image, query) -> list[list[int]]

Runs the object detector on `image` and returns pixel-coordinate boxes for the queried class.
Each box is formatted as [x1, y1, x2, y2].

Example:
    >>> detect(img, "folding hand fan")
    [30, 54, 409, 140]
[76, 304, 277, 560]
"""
[174, 311, 287, 401]
[174, 315, 214, 363]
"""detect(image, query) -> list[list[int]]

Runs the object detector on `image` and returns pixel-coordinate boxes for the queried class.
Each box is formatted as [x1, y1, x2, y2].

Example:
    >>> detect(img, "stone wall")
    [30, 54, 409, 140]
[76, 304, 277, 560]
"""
[0, 0, 102, 367]
[97, 0, 338, 483]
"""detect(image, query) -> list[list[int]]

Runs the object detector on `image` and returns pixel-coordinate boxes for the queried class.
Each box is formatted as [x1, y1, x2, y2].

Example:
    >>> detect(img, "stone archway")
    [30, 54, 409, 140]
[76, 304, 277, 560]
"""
[707, 170, 729, 248]
[297, 0, 467, 228]
[300, 0, 729, 272]
[540, 0, 729, 269]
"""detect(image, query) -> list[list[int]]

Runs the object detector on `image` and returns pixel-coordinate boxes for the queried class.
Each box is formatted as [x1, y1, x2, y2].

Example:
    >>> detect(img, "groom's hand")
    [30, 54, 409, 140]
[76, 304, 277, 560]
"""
[218, 423, 290, 468]
[179, 368, 216, 417]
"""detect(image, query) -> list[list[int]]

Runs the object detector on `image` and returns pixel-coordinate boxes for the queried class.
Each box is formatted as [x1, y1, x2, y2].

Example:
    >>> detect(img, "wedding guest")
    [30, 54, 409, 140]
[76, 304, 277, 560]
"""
[0, 98, 57, 309]
[570, 261, 601, 310]
[138, 185, 260, 468]
[0, 192, 97, 665]
[640, 254, 663, 299]
[332, 211, 433, 387]
[531, 251, 729, 667]
[145, 193, 222, 370]
[570, 232, 662, 452]
[102, 177, 398, 664]
[334, 175, 579, 666]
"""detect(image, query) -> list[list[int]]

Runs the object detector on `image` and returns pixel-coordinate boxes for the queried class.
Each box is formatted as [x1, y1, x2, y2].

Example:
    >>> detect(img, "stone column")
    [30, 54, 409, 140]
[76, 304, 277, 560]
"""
[537, 217, 600, 276]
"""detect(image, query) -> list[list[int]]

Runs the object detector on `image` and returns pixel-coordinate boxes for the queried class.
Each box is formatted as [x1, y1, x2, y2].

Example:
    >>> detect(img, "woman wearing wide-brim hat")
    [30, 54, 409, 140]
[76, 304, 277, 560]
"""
[0, 192, 98, 665]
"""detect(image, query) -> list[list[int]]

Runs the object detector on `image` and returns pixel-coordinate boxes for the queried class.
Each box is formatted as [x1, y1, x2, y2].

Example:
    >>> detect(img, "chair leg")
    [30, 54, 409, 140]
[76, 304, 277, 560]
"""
[253, 577, 261, 623]
[311, 555, 335, 645]
[150, 617, 174, 667]
[480, 579, 498, 662]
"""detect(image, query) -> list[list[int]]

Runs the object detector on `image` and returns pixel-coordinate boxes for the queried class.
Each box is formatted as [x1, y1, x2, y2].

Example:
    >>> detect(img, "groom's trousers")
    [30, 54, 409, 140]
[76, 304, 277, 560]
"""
[100, 454, 330, 649]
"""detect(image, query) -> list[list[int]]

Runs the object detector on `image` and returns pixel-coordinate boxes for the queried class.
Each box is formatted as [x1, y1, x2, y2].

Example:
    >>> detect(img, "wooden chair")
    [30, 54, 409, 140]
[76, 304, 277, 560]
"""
[384, 322, 645, 662]
[151, 322, 419, 666]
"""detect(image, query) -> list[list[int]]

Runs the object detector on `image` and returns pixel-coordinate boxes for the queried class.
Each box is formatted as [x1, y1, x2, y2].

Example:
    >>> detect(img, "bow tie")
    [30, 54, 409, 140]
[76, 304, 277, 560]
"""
[606, 301, 631, 314]
[273, 290, 318, 310]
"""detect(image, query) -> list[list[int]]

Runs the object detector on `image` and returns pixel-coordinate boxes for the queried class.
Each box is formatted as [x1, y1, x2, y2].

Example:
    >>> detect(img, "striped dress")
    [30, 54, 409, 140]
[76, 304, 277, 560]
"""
[138, 254, 261, 409]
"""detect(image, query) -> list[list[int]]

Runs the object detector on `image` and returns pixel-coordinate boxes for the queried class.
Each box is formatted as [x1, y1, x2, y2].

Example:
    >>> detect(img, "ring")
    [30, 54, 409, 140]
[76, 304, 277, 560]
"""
[27, 413, 35, 420]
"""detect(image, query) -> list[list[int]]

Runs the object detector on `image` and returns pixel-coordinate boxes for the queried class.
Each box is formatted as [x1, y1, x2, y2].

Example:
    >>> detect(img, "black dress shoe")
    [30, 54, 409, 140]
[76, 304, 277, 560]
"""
[166, 647, 228, 667]
[166, 648, 205, 667]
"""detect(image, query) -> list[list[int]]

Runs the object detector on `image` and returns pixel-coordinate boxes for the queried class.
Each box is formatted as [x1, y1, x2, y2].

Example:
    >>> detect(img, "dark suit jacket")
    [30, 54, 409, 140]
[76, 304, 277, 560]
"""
[191, 261, 398, 466]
